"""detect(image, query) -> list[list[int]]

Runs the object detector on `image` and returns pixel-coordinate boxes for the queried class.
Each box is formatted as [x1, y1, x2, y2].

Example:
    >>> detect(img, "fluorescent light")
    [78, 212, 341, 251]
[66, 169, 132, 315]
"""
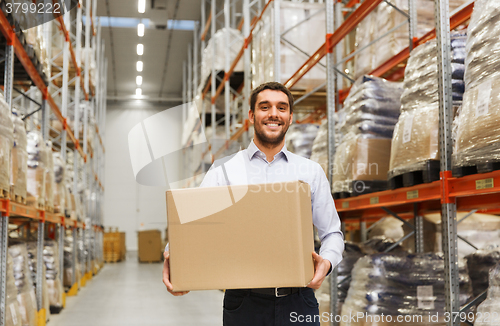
[136, 76, 143, 86]
[137, 44, 144, 56]
[136, 88, 142, 96]
[136, 61, 143, 72]
[137, 23, 145, 37]
[138, 0, 145, 13]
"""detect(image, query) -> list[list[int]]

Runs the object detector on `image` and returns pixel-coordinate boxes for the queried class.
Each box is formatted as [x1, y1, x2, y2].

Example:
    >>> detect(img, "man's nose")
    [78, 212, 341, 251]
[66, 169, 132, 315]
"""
[268, 106, 279, 117]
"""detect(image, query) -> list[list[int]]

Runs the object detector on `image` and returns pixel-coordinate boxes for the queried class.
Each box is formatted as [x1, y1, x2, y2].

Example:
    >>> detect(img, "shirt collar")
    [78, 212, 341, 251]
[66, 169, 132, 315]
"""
[246, 139, 289, 162]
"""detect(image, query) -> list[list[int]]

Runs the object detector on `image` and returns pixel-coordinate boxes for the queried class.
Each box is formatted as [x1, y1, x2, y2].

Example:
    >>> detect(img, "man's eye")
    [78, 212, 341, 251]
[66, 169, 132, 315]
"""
[262, 106, 268, 109]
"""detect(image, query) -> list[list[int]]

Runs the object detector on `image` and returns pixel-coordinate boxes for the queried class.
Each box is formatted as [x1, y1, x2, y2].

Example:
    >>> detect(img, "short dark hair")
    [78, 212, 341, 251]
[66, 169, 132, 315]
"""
[250, 82, 294, 113]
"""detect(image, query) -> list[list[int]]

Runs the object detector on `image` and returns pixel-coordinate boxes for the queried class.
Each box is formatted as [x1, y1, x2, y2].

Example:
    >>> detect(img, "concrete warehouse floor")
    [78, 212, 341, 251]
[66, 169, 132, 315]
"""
[49, 252, 224, 326]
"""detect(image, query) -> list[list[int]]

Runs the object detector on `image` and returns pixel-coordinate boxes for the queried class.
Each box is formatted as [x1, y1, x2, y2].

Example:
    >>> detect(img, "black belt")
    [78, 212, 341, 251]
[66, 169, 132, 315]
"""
[250, 287, 301, 297]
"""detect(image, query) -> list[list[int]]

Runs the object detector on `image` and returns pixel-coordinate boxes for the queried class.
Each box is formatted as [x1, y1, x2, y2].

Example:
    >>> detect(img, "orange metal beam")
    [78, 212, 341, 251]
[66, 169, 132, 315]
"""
[201, 11, 212, 41]
[285, 0, 383, 89]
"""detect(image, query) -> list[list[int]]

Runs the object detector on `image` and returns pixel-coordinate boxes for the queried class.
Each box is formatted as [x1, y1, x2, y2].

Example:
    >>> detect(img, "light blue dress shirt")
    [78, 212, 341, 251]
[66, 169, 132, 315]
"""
[199, 140, 344, 271]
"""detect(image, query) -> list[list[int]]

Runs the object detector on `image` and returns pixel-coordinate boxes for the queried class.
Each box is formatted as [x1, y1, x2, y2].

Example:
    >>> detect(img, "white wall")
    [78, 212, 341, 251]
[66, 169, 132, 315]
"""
[104, 100, 181, 250]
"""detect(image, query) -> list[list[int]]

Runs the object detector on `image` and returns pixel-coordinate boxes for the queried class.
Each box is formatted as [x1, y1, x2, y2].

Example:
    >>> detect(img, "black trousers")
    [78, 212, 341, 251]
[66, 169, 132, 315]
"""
[223, 288, 321, 326]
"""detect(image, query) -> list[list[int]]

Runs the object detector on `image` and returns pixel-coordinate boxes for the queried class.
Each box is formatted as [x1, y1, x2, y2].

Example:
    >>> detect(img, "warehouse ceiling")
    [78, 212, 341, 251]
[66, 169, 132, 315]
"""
[97, 0, 202, 102]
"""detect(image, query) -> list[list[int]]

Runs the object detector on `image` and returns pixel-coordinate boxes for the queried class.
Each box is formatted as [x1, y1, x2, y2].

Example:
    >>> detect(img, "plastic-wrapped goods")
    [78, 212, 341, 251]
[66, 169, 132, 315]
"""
[53, 152, 66, 214]
[389, 33, 466, 177]
[338, 242, 365, 304]
[354, 0, 470, 79]
[285, 124, 319, 159]
[10, 111, 27, 200]
[43, 240, 64, 309]
[26, 131, 47, 207]
[340, 253, 473, 326]
[8, 244, 38, 326]
[453, 1, 500, 169]
[6, 254, 23, 326]
[45, 141, 54, 210]
[466, 248, 500, 297]
[475, 263, 500, 326]
[310, 120, 328, 175]
[200, 27, 244, 88]
[332, 134, 392, 193]
[63, 232, 75, 287]
[252, 1, 325, 90]
[0, 93, 14, 193]
[26, 242, 51, 319]
[333, 76, 401, 194]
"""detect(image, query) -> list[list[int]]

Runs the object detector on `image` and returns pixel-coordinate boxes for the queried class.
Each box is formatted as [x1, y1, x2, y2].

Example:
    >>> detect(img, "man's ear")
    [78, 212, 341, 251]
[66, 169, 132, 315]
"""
[249, 109, 255, 124]
[289, 111, 293, 125]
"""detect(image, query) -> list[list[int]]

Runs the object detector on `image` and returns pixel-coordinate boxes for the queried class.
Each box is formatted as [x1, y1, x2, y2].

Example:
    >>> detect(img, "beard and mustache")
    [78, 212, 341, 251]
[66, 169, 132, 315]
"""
[254, 118, 291, 148]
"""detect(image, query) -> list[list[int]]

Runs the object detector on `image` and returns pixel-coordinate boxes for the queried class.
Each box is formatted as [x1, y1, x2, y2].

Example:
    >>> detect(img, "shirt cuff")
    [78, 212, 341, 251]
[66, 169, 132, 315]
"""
[164, 243, 169, 253]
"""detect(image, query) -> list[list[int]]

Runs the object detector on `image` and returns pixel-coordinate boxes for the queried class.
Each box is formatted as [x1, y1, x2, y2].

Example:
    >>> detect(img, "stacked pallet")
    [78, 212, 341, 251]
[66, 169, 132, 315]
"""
[104, 229, 126, 263]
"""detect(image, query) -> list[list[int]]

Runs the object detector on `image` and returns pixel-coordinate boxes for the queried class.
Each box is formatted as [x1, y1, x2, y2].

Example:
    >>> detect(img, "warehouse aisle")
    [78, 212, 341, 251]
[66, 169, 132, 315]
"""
[49, 252, 224, 326]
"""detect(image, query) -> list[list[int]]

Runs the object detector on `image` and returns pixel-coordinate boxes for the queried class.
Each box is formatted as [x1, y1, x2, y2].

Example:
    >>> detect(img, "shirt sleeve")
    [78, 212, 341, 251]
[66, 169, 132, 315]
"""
[311, 163, 344, 273]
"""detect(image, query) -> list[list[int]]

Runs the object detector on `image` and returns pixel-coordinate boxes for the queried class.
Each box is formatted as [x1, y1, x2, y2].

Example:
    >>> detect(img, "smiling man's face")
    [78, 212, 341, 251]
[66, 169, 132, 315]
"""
[249, 89, 293, 148]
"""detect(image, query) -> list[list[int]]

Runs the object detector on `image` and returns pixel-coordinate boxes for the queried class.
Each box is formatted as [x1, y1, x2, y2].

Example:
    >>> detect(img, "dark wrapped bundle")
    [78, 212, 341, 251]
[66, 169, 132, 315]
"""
[466, 249, 500, 297]
[341, 252, 473, 318]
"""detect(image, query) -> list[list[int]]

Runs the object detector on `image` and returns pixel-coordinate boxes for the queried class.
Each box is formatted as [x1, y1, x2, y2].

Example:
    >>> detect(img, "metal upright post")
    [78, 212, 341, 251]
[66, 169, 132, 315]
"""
[224, 0, 231, 140]
[211, 0, 217, 153]
[414, 210, 424, 253]
[4, 45, 13, 104]
[0, 211, 8, 326]
[200, 0, 207, 174]
[36, 222, 44, 311]
[193, 23, 199, 98]
[326, 1, 338, 324]
[242, 0, 251, 144]
[360, 221, 367, 242]
[273, 0, 281, 83]
[408, 0, 417, 51]
[188, 43, 193, 103]
[0, 43, 13, 325]
[434, 0, 459, 325]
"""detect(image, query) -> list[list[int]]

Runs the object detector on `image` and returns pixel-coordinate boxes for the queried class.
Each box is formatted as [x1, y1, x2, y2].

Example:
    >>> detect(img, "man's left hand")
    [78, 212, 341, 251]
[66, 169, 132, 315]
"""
[307, 251, 331, 290]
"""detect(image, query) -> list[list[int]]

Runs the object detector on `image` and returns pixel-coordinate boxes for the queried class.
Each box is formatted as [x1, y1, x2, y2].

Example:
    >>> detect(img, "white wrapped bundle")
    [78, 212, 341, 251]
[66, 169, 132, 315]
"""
[252, 1, 326, 90]
[26, 131, 47, 207]
[10, 112, 27, 200]
[53, 152, 66, 214]
[453, 0, 500, 168]
[44, 141, 54, 209]
[8, 244, 37, 326]
[6, 254, 23, 326]
[0, 93, 14, 193]
[200, 27, 244, 87]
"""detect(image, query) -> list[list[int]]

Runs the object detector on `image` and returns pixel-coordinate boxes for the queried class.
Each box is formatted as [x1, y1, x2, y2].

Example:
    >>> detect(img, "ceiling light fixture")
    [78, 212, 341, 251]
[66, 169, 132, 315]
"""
[136, 61, 143, 72]
[137, 44, 144, 56]
[136, 88, 142, 96]
[138, 0, 146, 13]
[137, 23, 145, 37]
[136, 76, 143, 86]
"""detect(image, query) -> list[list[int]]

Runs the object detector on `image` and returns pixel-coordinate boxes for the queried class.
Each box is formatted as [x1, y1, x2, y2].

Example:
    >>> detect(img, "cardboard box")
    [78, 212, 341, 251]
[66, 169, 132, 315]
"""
[166, 181, 315, 291]
[351, 138, 391, 181]
[138, 230, 162, 262]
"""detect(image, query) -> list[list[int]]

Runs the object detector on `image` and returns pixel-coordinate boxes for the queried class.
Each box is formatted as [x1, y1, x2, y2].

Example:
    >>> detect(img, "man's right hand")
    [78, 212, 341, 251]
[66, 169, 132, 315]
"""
[162, 251, 189, 296]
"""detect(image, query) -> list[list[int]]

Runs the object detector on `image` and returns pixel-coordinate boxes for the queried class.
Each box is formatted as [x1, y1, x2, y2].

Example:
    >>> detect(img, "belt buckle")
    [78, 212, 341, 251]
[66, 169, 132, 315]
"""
[275, 288, 287, 297]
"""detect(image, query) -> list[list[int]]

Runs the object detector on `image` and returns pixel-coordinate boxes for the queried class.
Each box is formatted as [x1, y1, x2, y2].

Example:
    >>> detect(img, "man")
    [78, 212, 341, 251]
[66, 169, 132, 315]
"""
[163, 82, 344, 325]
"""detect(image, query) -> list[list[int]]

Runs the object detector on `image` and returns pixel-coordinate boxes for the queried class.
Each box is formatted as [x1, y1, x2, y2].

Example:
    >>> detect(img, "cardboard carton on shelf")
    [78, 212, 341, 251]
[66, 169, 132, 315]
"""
[166, 180, 315, 292]
[137, 230, 162, 263]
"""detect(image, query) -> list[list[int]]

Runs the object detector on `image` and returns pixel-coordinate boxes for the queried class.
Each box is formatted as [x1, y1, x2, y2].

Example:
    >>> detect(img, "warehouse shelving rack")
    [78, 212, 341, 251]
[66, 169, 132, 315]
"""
[0, 0, 106, 324]
[181, 0, 266, 187]
[306, 1, 482, 326]
[181, 1, 489, 326]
